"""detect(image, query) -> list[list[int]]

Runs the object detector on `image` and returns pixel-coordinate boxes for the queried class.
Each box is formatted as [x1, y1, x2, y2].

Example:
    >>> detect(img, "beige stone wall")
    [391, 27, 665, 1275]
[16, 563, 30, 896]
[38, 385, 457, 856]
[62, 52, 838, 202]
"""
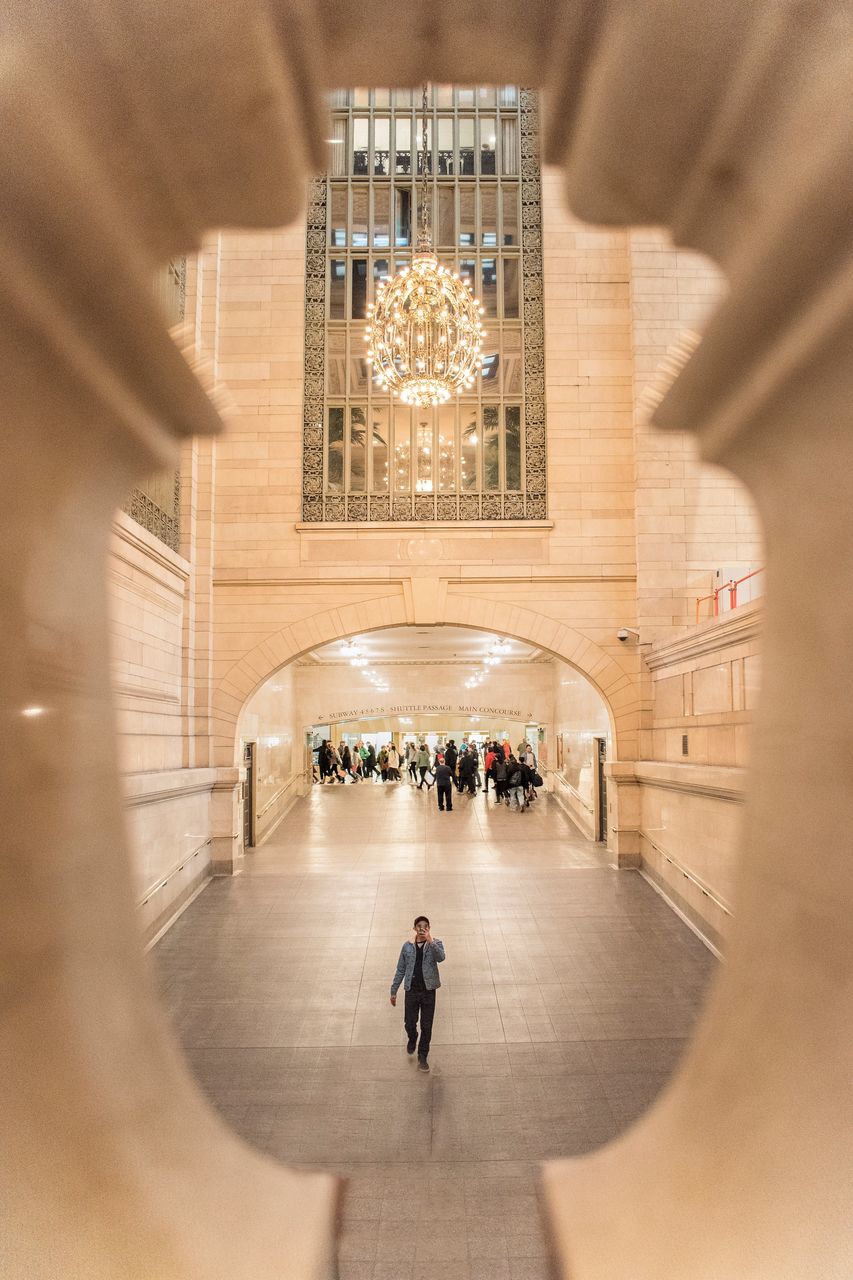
[109, 511, 215, 941]
[634, 601, 761, 951]
[629, 230, 764, 637]
[239, 663, 304, 843]
[551, 666, 611, 839]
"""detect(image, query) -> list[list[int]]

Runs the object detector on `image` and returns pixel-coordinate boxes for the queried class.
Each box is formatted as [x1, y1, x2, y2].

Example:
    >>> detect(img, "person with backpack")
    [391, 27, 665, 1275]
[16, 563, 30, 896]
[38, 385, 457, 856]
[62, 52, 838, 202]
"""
[505, 754, 526, 810]
[378, 745, 389, 782]
[492, 752, 508, 803]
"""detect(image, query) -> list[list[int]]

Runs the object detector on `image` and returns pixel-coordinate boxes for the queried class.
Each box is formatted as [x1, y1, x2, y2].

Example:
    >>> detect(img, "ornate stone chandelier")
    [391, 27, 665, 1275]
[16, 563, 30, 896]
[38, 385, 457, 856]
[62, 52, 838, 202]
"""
[365, 85, 485, 407]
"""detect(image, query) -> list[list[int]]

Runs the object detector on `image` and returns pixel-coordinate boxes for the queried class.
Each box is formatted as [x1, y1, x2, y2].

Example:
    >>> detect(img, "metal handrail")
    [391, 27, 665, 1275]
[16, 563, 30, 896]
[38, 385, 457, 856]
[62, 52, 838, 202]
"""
[695, 566, 765, 623]
[256, 769, 310, 820]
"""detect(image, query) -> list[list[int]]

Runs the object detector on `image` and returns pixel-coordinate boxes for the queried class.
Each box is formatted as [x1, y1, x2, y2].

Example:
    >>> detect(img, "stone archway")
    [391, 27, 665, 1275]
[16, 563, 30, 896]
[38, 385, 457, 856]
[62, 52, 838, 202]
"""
[213, 588, 636, 768]
[212, 587, 641, 866]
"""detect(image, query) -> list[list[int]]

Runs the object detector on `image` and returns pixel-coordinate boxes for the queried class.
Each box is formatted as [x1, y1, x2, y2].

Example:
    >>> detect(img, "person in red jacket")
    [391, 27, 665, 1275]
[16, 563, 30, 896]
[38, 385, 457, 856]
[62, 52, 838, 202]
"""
[484, 744, 497, 793]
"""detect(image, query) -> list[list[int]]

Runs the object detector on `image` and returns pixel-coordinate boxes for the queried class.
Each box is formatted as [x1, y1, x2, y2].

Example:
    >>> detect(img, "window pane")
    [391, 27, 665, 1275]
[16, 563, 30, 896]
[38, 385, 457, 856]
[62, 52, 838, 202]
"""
[415, 187, 434, 245]
[505, 405, 522, 490]
[327, 407, 344, 491]
[503, 328, 523, 395]
[374, 88, 391, 108]
[327, 331, 346, 395]
[352, 117, 369, 175]
[503, 259, 519, 318]
[371, 405, 389, 492]
[329, 185, 347, 246]
[438, 405, 456, 491]
[393, 405, 411, 491]
[395, 188, 411, 245]
[436, 84, 454, 108]
[483, 405, 500, 491]
[460, 410, 478, 490]
[459, 259, 476, 292]
[351, 258, 368, 318]
[330, 88, 349, 108]
[393, 87, 412, 107]
[501, 183, 519, 245]
[416, 116, 433, 176]
[476, 86, 497, 108]
[415, 413, 433, 492]
[437, 186, 455, 246]
[374, 117, 390, 176]
[480, 336, 500, 393]
[329, 260, 346, 319]
[459, 118, 475, 174]
[437, 117, 454, 175]
[457, 86, 475, 108]
[499, 85, 518, 107]
[395, 117, 411, 174]
[459, 189, 475, 246]
[352, 188, 368, 246]
[501, 118, 519, 174]
[349, 407, 367, 492]
[373, 189, 390, 247]
[482, 257, 498, 316]
[480, 186, 497, 247]
[353, 87, 370, 107]
[480, 118, 497, 175]
[348, 353, 368, 393]
[373, 258, 389, 288]
[328, 119, 347, 177]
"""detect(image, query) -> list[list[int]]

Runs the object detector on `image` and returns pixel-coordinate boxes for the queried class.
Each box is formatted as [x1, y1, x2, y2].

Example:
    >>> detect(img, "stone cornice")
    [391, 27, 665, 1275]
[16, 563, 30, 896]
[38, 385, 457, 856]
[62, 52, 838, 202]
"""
[645, 602, 762, 671]
[632, 760, 746, 804]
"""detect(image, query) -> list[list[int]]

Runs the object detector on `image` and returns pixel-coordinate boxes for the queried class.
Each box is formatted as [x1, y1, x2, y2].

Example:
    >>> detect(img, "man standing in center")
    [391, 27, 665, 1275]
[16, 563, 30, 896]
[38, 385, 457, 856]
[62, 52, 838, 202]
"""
[434, 755, 453, 811]
[389, 916, 445, 1072]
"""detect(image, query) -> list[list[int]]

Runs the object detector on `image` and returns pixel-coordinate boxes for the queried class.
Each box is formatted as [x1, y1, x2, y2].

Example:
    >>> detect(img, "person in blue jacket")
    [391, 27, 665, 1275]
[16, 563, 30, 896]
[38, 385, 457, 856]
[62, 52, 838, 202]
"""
[389, 915, 445, 1072]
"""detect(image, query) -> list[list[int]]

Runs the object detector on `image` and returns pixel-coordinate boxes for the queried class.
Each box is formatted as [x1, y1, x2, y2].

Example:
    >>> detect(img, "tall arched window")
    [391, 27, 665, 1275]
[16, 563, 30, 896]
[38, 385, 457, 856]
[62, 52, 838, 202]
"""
[302, 87, 545, 523]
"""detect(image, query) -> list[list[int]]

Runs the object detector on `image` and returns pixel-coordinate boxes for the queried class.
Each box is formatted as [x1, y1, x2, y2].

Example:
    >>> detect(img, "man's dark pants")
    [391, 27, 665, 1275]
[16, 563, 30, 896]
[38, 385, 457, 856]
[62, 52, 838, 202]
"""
[404, 988, 436, 1061]
[437, 781, 453, 811]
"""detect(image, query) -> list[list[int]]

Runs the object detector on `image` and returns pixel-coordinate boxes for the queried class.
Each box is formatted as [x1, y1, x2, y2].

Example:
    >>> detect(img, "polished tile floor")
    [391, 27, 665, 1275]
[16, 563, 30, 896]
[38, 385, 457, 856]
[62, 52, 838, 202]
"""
[155, 777, 716, 1280]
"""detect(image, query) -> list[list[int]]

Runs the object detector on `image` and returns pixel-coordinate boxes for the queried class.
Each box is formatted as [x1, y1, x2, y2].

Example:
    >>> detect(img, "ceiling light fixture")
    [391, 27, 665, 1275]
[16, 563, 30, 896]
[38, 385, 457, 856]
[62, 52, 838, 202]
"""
[365, 84, 485, 407]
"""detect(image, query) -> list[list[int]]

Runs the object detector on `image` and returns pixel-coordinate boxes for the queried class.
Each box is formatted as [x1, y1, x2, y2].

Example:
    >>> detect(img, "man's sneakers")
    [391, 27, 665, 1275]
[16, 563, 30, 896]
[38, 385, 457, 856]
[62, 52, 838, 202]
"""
[407, 1040, 417, 1055]
[418, 1058, 430, 1072]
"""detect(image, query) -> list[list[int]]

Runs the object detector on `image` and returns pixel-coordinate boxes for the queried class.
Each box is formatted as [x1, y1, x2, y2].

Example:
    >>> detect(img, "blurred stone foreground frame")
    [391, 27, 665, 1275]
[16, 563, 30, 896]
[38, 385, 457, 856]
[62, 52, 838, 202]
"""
[1, 0, 851, 1277]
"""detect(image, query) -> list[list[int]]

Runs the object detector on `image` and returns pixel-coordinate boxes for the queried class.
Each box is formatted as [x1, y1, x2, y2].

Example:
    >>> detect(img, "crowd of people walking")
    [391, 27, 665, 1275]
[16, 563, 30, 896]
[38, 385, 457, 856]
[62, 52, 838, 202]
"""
[315, 737, 542, 812]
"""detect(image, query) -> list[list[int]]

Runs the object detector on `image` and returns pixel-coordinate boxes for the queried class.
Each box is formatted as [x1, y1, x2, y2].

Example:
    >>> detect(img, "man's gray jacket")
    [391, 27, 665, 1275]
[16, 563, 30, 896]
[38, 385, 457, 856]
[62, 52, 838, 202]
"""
[390, 939, 445, 995]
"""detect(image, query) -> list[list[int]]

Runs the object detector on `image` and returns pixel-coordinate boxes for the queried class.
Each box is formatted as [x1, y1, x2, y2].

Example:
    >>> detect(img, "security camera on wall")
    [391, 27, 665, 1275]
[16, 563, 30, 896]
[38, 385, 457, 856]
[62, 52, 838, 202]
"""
[616, 627, 641, 642]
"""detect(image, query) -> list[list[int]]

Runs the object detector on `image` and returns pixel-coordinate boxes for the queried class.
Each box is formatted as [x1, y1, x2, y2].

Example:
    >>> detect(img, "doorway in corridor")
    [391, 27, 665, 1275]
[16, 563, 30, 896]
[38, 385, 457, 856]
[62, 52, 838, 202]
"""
[237, 624, 613, 845]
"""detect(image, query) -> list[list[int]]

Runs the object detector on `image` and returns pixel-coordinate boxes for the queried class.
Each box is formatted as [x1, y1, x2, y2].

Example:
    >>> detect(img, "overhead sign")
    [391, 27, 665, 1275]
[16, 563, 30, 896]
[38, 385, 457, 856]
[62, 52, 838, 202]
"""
[314, 703, 535, 724]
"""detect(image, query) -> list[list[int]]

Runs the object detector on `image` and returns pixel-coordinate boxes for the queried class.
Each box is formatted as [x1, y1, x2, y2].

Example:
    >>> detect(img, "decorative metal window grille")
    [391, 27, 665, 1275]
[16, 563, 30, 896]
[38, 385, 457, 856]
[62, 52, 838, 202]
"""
[302, 88, 546, 523]
[122, 258, 186, 552]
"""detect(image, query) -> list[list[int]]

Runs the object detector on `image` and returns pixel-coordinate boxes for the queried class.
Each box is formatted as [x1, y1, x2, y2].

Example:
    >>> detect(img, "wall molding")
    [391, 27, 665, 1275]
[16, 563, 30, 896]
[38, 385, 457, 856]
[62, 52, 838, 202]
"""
[646, 601, 762, 671]
[633, 760, 746, 803]
[121, 768, 217, 808]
